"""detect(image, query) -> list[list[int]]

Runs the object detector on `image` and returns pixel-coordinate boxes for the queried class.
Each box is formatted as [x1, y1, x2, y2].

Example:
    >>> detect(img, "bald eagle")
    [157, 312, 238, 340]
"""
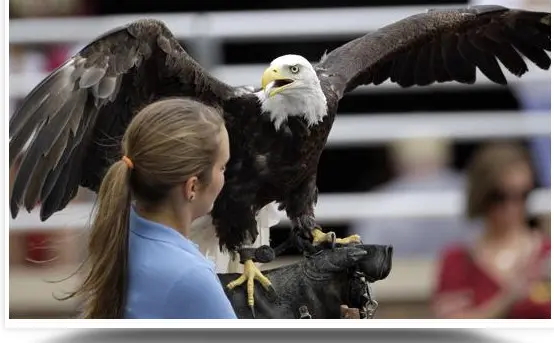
[9, 5, 551, 315]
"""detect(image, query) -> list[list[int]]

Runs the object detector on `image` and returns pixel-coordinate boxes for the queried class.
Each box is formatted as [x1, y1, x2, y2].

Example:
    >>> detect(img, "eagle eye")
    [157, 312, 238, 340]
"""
[289, 65, 300, 74]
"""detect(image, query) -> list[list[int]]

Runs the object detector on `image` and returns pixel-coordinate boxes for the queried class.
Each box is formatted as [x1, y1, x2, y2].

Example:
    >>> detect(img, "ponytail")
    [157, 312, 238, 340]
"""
[66, 159, 132, 318]
[58, 97, 225, 318]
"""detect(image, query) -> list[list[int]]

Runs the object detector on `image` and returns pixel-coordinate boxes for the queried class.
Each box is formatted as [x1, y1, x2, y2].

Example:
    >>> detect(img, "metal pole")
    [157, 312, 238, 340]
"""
[189, 13, 223, 70]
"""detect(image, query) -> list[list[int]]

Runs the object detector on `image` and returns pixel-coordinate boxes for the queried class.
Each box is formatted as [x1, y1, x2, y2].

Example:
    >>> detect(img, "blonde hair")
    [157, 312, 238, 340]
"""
[465, 141, 532, 219]
[64, 97, 224, 318]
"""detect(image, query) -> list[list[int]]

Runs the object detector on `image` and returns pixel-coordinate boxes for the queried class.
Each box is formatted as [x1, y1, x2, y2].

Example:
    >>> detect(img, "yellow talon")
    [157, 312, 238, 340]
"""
[311, 227, 361, 246]
[336, 234, 362, 245]
[226, 259, 273, 312]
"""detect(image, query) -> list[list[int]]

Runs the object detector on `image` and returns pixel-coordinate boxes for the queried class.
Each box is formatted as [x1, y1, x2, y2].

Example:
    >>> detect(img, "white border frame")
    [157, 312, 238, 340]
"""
[2, 2, 553, 342]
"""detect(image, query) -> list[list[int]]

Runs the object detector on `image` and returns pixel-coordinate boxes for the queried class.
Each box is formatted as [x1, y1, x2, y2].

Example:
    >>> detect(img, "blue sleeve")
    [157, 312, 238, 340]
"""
[162, 266, 238, 319]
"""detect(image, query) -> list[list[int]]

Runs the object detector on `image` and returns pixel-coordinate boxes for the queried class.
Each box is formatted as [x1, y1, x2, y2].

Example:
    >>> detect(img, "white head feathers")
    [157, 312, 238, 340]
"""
[256, 54, 328, 130]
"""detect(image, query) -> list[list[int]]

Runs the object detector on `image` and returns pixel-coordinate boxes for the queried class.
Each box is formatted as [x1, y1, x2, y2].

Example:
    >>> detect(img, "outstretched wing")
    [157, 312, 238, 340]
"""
[315, 5, 550, 97]
[9, 18, 237, 221]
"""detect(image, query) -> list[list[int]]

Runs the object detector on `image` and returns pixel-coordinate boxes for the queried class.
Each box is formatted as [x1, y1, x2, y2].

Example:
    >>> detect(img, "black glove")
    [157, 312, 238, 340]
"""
[218, 243, 393, 319]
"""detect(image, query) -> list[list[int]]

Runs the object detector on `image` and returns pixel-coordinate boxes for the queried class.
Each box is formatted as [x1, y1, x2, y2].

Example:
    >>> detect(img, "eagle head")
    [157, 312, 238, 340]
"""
[257, 54, 327, 130]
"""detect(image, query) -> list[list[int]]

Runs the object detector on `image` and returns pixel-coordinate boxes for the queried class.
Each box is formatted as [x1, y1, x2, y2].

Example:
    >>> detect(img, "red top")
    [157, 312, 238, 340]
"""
[432, 234, 551, 319]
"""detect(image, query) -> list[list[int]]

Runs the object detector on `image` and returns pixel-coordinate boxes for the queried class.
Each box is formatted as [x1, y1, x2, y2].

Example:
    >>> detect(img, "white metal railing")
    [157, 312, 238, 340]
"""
[328, 111, 550, 146]
[201, 5, 461, 40]
[7, 111, 551, 150]
[9, 13, 197, 44]
[8, 189, 551, 230]
[9, 5, 464, 44]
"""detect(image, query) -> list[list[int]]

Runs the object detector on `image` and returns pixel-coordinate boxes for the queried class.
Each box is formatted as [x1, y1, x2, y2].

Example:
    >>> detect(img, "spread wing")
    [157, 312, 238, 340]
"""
[315, 5, 550, 98]
[9, 18, 238, 221]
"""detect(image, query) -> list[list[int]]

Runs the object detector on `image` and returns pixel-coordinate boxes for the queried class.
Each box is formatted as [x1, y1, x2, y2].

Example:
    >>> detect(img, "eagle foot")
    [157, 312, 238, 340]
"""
[226, 259, 276, 318]
[311, 227, 361, 247]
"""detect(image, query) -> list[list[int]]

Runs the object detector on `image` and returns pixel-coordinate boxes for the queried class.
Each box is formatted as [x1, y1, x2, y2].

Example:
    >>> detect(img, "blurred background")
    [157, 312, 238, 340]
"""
[8, 0, 551, 319]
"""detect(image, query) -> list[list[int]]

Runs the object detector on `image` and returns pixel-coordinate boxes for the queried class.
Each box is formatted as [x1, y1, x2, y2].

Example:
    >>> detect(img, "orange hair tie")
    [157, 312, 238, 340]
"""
[121, 155, 134, 169]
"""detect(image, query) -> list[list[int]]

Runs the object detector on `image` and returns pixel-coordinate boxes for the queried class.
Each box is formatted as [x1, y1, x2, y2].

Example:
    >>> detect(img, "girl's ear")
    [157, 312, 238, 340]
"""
[183, 176, 199, 201]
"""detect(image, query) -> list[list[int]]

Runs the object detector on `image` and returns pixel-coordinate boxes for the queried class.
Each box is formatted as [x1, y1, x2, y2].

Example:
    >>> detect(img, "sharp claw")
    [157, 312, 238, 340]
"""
[227, 259, 276, 317]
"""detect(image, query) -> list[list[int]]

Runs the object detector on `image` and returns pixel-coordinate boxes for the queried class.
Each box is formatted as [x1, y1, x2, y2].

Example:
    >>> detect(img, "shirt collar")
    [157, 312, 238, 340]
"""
[129, 206, 201, 255]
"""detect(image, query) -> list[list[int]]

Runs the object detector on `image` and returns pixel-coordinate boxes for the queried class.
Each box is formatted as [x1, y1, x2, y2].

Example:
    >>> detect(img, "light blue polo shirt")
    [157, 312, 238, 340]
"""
[124, 207, 237, 319]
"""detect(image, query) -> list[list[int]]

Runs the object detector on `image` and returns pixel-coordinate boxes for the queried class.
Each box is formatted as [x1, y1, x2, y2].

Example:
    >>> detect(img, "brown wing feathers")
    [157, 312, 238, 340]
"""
[317, 5, 550, 96]
[9, 24, 149, 219]
[9, 19, 237, 221]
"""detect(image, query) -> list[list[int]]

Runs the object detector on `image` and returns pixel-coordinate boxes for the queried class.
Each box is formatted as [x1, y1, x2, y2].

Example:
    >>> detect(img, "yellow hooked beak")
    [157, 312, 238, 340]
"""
[261, 66, 294, 97]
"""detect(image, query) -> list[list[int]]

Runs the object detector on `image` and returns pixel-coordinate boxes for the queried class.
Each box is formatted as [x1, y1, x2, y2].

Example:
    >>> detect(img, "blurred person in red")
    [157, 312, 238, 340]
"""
[431, 142, 550, 319]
